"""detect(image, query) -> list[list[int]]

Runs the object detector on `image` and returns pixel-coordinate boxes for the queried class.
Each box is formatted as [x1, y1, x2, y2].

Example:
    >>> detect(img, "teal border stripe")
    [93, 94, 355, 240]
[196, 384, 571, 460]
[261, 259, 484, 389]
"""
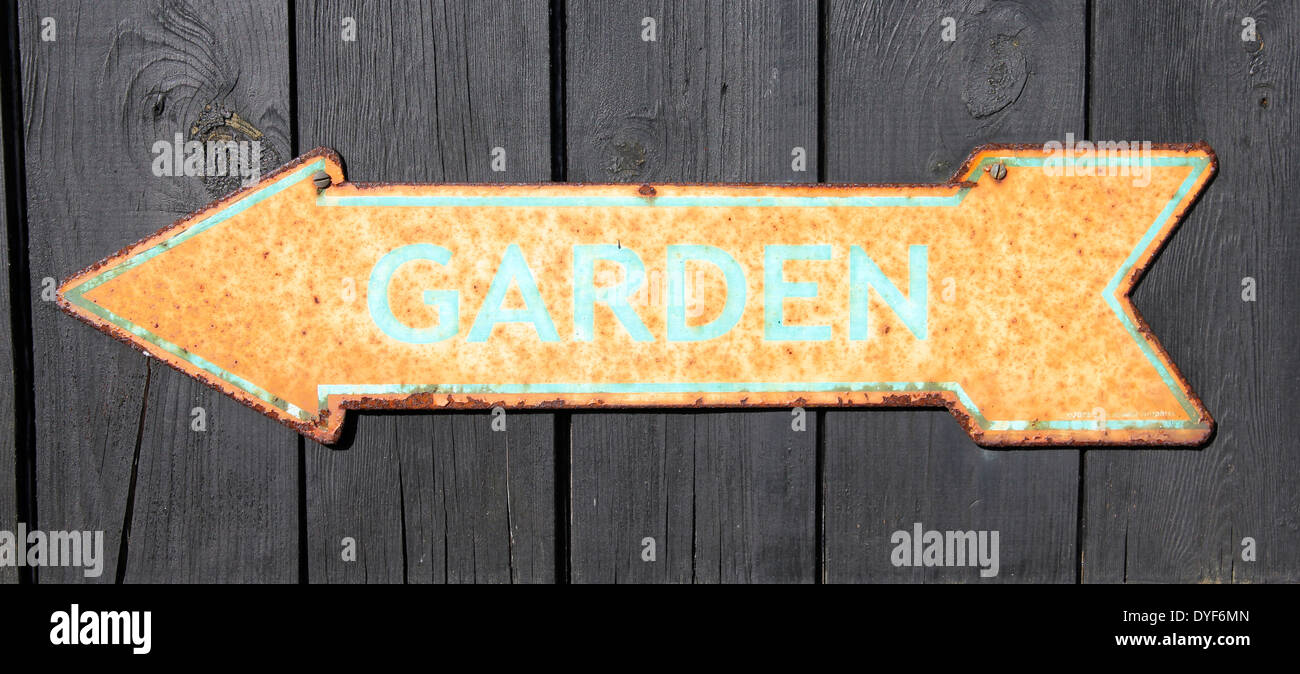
[64, 155, 1210, 431]
[318, 193, 972, 208]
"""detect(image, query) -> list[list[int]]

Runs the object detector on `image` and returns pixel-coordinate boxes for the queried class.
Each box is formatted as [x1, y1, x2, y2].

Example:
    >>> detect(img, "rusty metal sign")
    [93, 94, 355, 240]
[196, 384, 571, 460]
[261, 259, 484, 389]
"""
[59, 144, 1215, 446]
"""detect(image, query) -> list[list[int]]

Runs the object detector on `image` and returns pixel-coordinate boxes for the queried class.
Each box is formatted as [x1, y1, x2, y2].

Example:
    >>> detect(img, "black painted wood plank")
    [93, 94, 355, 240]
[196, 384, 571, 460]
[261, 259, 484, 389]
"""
[20, 0, 297, 582]
[0, 4, 17, 584]
[1083, 0, 1300, 583]
[566, 1, 819, 583]
[296, 0, 555, 583]
[822, 0, 1085, 582]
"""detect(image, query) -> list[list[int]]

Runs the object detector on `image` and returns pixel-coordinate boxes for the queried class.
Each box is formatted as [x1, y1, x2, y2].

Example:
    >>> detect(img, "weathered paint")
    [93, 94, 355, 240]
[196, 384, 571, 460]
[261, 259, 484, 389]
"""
[57, 144, 1216, 446]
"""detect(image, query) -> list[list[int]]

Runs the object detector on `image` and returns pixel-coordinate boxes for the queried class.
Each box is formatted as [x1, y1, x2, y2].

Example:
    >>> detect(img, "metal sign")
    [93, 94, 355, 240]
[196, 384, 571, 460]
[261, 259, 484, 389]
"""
[59, 144, 1215, 446]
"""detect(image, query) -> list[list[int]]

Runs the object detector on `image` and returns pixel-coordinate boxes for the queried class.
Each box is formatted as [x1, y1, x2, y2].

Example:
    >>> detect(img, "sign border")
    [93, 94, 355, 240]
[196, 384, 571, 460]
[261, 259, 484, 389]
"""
[58, 144, 1217, 447]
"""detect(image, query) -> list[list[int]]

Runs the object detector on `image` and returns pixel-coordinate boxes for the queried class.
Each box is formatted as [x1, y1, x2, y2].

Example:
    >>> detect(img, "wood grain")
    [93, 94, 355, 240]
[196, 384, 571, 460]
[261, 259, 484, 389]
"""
[821, 0, 1084, 582]
[1083, 0, 1300, 582]
[566, 0, 819, 583]
[20, 0, 297, 582]
[296, 0, 555, 583]
[0, 3, 17, 585]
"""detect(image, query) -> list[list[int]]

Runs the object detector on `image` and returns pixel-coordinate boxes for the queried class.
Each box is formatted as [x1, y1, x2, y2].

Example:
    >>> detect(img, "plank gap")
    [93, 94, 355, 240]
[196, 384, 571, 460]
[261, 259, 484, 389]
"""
[114, 361, 151, 584]
[816, 0, 827, 182]
[288, 0, 301, 156]
[555, 412, 571, 584]
[549, 0, 567, 182]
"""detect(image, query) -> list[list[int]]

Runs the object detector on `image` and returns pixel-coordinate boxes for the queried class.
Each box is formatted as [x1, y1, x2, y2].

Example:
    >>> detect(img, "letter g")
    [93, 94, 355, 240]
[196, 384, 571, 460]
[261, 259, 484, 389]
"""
[368, 244, 459, 343]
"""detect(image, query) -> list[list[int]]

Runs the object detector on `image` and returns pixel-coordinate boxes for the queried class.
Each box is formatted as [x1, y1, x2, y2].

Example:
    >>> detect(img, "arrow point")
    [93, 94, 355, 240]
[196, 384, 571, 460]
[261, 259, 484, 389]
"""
[58, 148, 350, 438]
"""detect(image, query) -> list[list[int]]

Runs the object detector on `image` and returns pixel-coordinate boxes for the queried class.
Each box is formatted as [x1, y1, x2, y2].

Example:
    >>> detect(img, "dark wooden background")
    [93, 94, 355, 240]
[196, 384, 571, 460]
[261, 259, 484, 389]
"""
[1, 0, 1295, 583]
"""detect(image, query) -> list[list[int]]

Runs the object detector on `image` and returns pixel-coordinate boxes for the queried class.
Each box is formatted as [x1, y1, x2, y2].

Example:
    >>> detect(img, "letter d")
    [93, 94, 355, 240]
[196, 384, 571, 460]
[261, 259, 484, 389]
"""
[666, 245, 746, 341]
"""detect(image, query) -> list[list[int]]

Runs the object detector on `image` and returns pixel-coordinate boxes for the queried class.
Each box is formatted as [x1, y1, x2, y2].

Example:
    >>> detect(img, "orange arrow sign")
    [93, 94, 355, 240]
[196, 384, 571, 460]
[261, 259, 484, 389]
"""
[59, 144, 1215, 446]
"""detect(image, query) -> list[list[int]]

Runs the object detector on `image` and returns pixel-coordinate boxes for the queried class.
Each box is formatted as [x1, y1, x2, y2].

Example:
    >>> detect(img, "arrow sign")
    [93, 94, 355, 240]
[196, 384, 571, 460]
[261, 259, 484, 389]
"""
[59, 144, 1215, 446]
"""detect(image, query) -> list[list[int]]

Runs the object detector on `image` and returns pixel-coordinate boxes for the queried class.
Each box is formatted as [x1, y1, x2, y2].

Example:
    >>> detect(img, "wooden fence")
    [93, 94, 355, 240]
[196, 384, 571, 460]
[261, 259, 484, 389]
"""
[0, 0, 1295, 583]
